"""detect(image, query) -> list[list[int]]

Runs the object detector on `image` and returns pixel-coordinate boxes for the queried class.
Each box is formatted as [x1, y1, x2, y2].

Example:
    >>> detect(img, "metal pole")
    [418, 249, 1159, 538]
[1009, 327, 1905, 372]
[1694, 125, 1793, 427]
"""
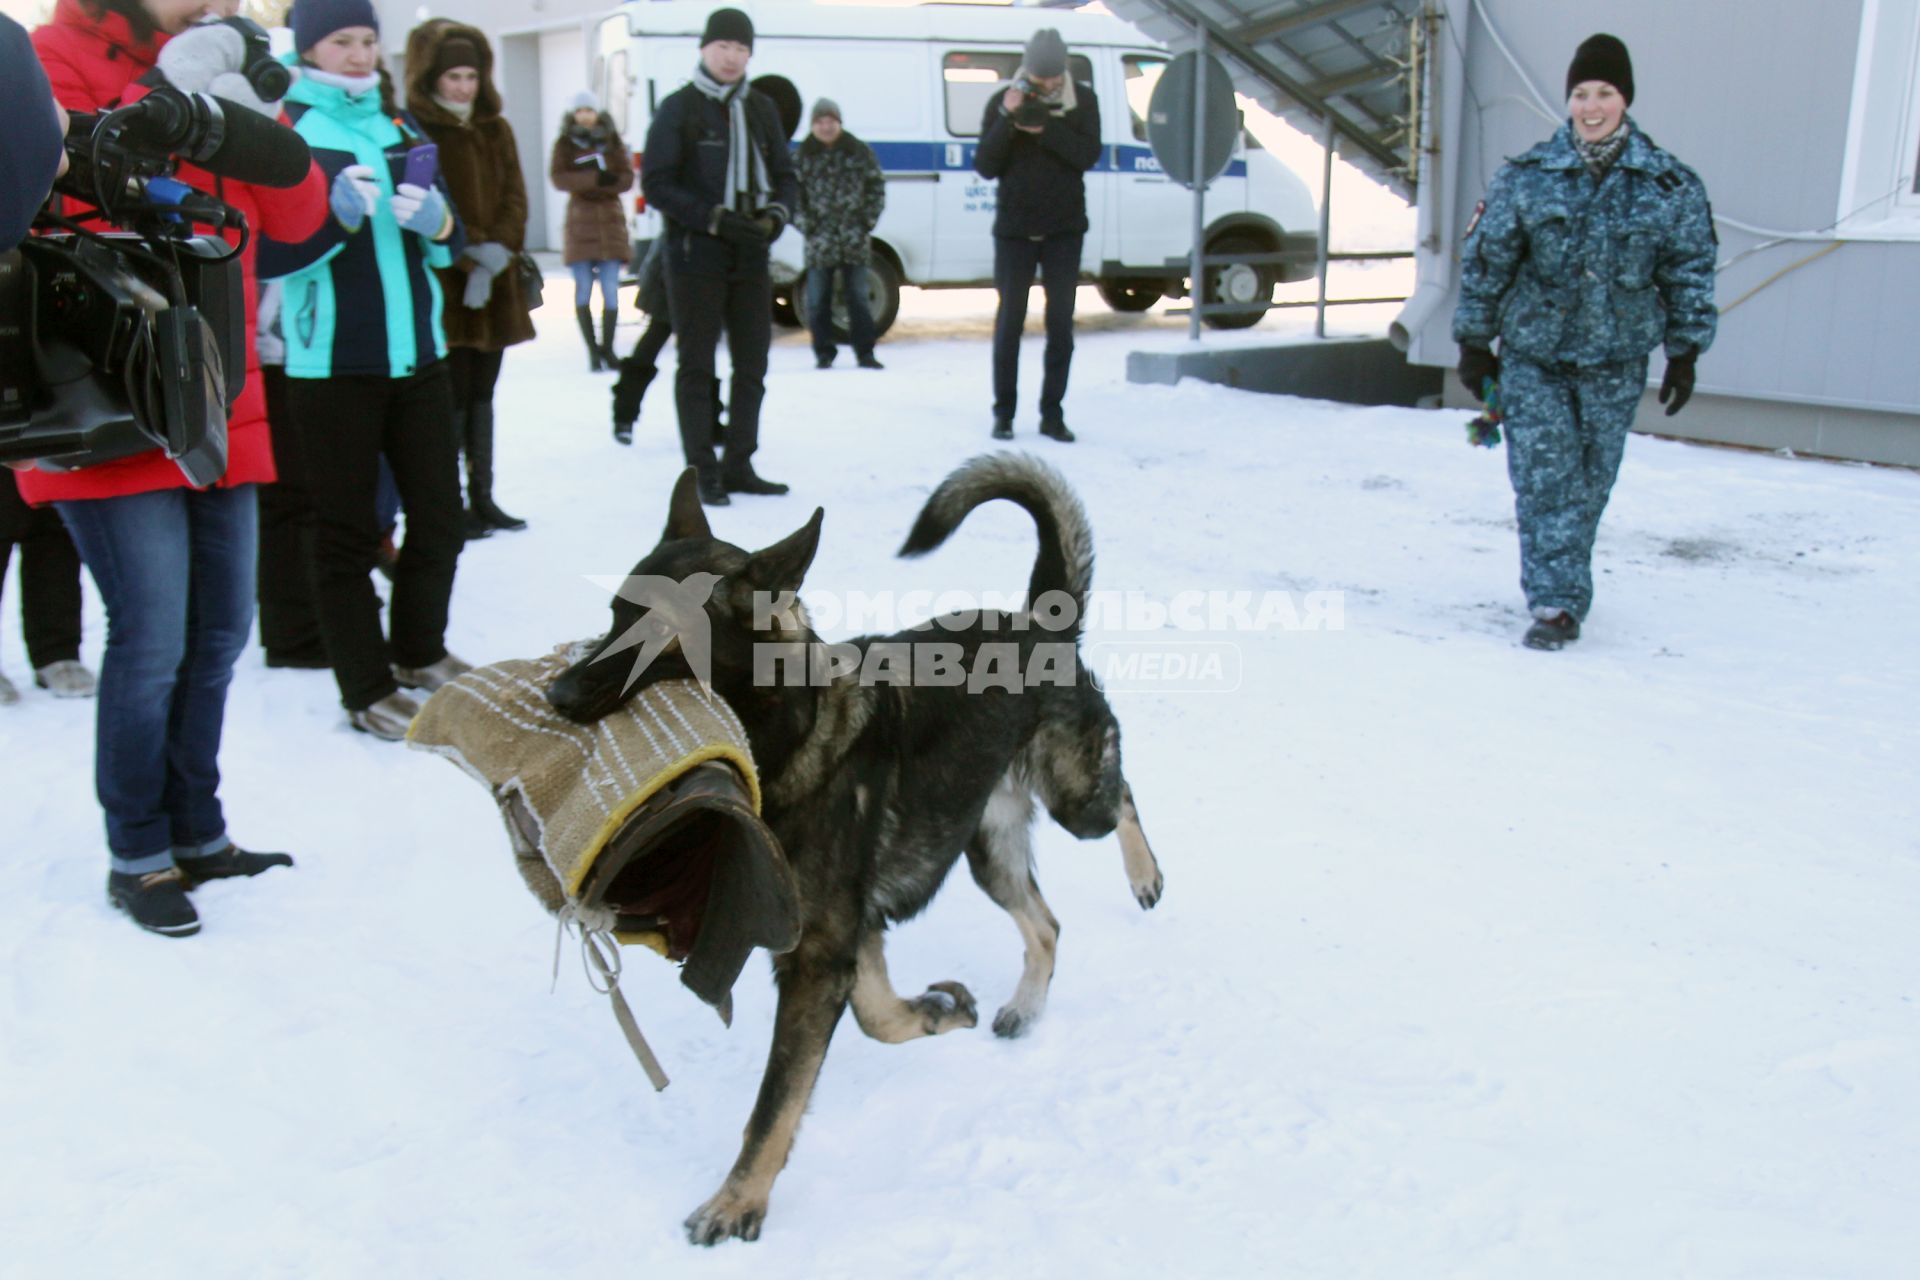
[1314, 112, 1334, 338]
[1188, 24, 1207, 342]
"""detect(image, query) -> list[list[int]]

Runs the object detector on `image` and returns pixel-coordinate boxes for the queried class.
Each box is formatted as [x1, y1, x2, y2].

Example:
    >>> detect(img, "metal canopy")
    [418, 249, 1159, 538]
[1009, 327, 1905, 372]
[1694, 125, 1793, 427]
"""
[1100, 0, 1421, 196]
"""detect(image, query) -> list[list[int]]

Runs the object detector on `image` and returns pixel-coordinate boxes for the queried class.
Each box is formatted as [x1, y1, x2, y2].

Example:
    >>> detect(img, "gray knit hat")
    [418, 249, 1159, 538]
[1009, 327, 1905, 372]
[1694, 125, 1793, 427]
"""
[810, 97, 841, 123]
[1024, 28, 1068, 78]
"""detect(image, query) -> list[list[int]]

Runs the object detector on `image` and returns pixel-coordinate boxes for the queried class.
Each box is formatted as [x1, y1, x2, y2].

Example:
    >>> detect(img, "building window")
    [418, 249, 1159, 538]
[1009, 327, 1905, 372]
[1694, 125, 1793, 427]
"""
[943, 51, 1094, 137]
[1837, 0, 1920, 236]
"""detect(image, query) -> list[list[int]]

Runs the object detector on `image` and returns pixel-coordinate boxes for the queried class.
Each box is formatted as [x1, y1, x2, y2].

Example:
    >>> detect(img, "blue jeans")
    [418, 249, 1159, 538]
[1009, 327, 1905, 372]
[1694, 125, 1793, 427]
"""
[571, 259, 622, 313]
[804, 262, 877, 363]
[56, 485, 258, 873]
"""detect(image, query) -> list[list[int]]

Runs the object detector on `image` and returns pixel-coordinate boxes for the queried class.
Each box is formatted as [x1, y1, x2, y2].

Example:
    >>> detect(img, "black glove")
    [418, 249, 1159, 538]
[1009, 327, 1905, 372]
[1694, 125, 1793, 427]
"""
[715, 209, 770, 248]
[758, 207, 786, 240]
[1012, 99, 1050, 129]
[1457, 344, 1500, 400]
[1659, 352, 1696, 417]
[594, 166, 619, 188]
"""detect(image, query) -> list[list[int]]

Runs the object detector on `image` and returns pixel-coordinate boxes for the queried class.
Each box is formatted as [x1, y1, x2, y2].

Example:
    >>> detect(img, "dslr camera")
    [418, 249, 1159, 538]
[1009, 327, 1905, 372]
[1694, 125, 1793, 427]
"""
[0, 81, 292, 486]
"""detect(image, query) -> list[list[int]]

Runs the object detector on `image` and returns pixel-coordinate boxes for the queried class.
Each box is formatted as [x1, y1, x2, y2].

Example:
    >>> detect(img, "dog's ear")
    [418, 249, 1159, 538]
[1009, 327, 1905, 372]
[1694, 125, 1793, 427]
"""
[743, 508, 824, 594]
[662, 468, 711, 543]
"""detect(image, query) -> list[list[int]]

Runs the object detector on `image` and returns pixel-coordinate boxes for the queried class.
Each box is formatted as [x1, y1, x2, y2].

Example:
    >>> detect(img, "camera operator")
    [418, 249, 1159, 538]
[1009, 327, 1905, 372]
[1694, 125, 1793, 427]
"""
[974, 28, 1101, 444]
[1, 13, 67, 252]
[29, 0, 327, 937]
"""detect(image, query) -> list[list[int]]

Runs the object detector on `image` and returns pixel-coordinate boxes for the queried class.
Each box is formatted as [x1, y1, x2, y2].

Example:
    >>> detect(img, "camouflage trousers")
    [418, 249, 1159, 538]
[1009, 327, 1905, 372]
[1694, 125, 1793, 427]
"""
[1501, 354, 1649, 621]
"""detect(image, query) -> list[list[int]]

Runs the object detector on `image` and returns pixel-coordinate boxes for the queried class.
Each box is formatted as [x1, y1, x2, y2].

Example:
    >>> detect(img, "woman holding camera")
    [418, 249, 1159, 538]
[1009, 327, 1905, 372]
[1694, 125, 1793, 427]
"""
[259, 0, 472, 745]
[404, 19, 534, 538]
[28, 0, 327, 936]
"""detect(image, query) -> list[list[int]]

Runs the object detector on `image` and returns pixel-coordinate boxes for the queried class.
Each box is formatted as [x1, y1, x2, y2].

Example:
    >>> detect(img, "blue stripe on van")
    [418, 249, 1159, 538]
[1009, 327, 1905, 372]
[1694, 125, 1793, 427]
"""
[826, 140, 1248, 179]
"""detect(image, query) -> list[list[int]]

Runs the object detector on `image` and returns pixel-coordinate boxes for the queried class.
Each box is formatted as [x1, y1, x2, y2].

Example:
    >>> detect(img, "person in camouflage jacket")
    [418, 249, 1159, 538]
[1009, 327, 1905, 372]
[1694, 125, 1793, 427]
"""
[796, 98, 886, 368]
[1453, 33, 1717, 651]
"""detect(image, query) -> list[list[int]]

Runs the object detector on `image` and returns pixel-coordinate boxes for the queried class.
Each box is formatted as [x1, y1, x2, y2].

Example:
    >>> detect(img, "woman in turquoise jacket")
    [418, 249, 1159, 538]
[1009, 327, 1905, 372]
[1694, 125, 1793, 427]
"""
[1453, 34, 1717, 651]
[259, 0, 470, 739]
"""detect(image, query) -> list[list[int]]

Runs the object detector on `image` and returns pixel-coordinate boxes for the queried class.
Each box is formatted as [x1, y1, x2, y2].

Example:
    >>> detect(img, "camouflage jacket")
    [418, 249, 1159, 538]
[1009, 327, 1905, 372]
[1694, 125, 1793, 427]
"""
[796, 132, 886, 269]
[1455, 120, 1717, 367]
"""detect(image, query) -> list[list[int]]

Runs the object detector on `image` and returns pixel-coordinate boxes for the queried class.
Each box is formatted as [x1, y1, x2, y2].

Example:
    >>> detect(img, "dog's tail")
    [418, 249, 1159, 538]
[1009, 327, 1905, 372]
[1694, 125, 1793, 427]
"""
[898, 453, 1093, 634]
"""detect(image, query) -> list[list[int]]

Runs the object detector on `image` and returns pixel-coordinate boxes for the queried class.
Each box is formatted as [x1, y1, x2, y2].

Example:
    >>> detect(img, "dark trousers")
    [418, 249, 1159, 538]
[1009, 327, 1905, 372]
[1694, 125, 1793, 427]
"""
[56, 485, 256, 872]
[992, 232, 1082, 425]
[446, 346, 507, 504]
[625, 314, 674, 371]
[287, 365, 464, 711]
[256, 366, 324, 663]
[1, 472, 83, 669]
[665, 231, 772, 470]
[446, 346, 505, 416]
[805, 262, 876, 363]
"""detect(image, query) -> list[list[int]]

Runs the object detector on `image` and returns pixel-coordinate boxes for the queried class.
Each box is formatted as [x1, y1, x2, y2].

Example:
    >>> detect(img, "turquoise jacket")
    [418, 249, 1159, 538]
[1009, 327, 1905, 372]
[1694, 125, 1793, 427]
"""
[1454, 120, 1717, 367]
[258, 71, 462, 379]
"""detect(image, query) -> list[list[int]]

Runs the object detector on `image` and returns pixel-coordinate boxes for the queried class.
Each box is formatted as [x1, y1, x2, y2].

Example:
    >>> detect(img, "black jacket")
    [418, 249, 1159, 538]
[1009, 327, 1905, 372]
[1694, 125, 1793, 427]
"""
[641, 81, 798, 236]
[1, 13, 64, 251]
[973, 80, 1102, 239]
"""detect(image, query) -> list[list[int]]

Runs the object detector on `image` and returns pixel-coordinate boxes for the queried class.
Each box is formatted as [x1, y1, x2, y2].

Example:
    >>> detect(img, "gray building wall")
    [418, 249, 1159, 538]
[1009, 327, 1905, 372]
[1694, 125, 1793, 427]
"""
[1401, 0, 1920, 464]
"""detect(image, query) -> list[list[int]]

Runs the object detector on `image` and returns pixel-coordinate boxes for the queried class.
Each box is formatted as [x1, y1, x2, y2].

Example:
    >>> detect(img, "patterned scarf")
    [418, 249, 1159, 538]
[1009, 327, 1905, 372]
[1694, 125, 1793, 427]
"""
[691, 62, 770, 214]
[1572, 122, 1630, 179]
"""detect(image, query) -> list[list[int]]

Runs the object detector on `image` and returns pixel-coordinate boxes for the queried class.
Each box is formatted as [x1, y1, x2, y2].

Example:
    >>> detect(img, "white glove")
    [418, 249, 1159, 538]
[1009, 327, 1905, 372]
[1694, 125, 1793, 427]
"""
[157, 21, 280, 117]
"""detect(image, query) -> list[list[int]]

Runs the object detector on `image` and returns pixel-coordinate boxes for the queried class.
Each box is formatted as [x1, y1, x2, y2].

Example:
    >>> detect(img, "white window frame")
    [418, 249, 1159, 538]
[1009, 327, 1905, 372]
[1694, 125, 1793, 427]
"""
[1836, 0, 1920, 238]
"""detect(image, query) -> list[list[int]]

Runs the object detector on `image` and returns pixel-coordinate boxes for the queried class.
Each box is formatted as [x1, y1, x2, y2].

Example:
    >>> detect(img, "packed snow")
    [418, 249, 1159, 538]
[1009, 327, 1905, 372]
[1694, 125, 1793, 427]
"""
[3, 279, 1916, 1279]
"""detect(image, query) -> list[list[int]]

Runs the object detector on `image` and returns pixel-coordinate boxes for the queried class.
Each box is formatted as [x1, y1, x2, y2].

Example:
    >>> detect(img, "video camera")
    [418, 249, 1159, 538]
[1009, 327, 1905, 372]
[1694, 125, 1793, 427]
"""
[0, 78, 310, 487]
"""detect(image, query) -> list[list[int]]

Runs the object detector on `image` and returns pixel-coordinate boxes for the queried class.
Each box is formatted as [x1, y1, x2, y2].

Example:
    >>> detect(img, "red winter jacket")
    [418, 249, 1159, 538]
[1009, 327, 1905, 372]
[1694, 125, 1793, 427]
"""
[21, 0, 327, 506]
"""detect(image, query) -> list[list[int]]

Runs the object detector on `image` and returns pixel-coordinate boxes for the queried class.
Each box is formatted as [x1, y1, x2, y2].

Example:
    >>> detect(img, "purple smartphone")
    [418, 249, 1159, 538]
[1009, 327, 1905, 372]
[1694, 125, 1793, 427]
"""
[402, 143, 439, 189]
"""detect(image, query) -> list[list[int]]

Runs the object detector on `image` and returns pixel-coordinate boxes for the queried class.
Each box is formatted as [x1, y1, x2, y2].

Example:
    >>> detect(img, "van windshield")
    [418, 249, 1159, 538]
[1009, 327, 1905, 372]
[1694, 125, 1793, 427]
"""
[943, 51, 1095, 137]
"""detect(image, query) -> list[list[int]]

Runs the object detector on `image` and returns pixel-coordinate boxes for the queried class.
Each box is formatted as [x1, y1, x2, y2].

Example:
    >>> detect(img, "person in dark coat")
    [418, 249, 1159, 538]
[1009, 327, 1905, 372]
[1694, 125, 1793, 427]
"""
[1, 473, 92, 704]
[640, 6, 798, 507]
[1453, 33, 1717, 651]
[974, 27, 1100, 443]
[0, 11, 66, 253]
[796, 97, 886, 370]
[407, 19, 535, 537]
[550, 93, 633, 372]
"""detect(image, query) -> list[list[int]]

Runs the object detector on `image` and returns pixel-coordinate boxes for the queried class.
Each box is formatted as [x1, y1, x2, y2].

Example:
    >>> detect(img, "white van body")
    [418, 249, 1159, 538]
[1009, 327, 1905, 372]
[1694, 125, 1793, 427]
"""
[588, 0, 1319, 331]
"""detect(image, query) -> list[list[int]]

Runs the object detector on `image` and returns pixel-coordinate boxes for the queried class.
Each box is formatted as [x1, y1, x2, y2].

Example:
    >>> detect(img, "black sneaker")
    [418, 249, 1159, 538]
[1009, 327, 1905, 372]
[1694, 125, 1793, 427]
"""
[176, 847, 295, 890]
[462, 508, 493, 541]
[1523, 610, 1581, 651]
[815, 354, 835, 369]
[107, 868, 201, 937]
[857, 354, 884, 370]
[1038, 419, 1076, 443]
[697, 467, 732, 507]
[991, 418, 1014, 441]
[612, 420, 634, 445]
[724, 466, 789, 496]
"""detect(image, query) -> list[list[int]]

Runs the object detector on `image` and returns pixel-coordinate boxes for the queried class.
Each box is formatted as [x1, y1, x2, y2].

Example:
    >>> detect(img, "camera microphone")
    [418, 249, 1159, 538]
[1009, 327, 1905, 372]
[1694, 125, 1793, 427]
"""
[102, 89, 312, 189]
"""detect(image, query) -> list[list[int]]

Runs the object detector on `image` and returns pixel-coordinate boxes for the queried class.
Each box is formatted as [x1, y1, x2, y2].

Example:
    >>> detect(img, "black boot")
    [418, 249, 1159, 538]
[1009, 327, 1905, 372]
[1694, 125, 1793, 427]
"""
[107, 868, 199, 937]
[991, 417, 1014, 440]
[723, 461, 789, 496]
[576, 305, 603, 372]
[1038, 418, 1076, 443]
[176, 846, 295, 889]
[612, 362, 655, 445]
[452, 405, 491, 542]
[599, 310, 619, 369]
[466, 403, 527, 532]
[697, 465, 732, 507]
[1522, 610, 1580, 651]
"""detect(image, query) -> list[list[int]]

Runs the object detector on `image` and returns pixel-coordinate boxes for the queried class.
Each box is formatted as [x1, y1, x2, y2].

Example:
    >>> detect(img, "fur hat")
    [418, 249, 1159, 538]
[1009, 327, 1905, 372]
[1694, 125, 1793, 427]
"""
[430, 35, 481, 81]
[810, 97, 841, 123]
[1566, 33, 1633, 106]
[1024, 28, 1068, 78]
[290, 0, 379, 54]
[701, 7, 755, 50]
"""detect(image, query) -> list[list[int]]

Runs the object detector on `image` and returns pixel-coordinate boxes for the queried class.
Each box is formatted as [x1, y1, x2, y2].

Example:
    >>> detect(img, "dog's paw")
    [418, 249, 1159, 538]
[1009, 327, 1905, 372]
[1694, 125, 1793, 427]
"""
[991, 1003, 1039, 1039]
[1132, 869, 1164, 910]
[909, 980, 978, 1034]
[684, 1187, 768, 1246]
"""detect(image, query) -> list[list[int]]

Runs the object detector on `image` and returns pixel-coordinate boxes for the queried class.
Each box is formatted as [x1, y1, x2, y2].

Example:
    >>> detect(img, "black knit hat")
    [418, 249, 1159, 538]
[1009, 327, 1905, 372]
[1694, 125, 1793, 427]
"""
[1566, 33, 1633, 106]
[431, 36, 481, 80]
[702, 7, 754, 50]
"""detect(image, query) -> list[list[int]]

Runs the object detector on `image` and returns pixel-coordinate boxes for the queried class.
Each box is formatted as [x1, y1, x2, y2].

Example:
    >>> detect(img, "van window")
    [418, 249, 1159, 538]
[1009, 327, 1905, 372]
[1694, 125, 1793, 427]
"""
[1122, 54, 1165, 143]
[943, 51, 1095, 137]
[606, 50, 631, 138]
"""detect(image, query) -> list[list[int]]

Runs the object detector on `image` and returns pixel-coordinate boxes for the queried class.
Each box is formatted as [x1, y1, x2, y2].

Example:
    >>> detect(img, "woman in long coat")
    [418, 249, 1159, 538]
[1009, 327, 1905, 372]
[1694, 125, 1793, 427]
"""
[406, 19, 536, 536]
[550, 93, 634, 371]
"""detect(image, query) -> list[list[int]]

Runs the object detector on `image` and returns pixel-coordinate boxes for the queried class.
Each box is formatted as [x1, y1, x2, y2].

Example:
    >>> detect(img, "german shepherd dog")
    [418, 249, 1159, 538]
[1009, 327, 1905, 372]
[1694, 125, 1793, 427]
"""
[547, 454, 1162, 1245]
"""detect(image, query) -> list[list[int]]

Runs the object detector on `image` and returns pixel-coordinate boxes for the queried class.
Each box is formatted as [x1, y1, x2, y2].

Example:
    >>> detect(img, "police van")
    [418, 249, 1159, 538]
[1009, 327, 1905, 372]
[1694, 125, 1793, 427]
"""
[589, 1, 1318, 333]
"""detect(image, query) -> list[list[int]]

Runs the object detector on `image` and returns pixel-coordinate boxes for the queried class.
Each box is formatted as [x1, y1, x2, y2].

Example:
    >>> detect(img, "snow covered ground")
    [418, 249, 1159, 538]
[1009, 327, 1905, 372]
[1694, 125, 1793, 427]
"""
[3, 282, 1917, 1280]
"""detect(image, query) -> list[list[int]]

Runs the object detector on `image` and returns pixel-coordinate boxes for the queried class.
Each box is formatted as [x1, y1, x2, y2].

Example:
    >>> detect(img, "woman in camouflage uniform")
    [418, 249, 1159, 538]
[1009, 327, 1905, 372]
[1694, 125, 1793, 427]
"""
[796, 97, 886, 369]
[1454, 34, 1717, 651]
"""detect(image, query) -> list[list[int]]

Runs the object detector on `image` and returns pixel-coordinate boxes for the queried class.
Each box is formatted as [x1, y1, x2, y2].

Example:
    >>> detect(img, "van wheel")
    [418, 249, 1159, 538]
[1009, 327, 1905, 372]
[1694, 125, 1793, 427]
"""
[805, 252, 902, 343]
[1201, 232, 1273, 330]
[1097, 278, 1165, 312]
[771, 287, 801, 329]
